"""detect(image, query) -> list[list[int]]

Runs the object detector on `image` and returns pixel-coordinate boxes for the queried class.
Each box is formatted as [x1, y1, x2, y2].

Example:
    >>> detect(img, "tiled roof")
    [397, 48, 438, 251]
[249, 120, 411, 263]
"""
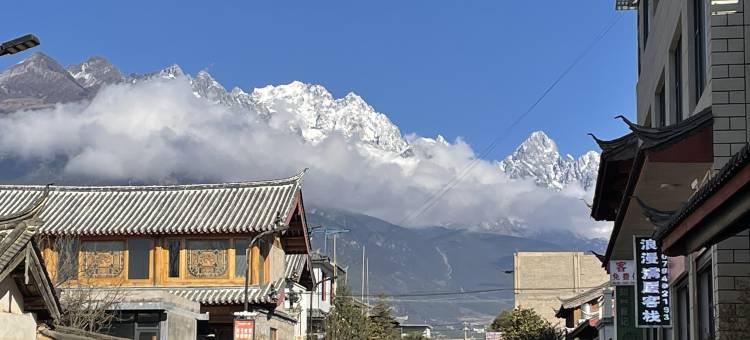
[168, 278, 285, 305]
[0, 172, 304, 236]
[284, 254, 307, 282]
[559, 282, 609, 309]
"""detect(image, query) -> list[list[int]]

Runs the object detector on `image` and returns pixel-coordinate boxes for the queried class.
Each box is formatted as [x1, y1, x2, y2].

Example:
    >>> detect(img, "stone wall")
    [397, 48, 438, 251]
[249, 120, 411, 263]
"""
[254, 312, 296, 340]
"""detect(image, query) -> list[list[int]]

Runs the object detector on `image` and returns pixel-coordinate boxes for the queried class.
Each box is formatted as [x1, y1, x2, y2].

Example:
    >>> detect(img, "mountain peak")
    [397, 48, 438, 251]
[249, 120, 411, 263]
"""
[66, 55, 124, 90]
[498, 131, 599, 190]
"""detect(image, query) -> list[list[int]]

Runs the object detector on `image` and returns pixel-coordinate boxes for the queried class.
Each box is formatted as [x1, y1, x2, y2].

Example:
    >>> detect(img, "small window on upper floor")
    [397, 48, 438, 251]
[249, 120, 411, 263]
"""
[127, 239, 151, 280]
[643, 0, 650, 47]
[657, 86, 666, 127]
[672, 38, 683, 124]
[694, 0, 709, 101]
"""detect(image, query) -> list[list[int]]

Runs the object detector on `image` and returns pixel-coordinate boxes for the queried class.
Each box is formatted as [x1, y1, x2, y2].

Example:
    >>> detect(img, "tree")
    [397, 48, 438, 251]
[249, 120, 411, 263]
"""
[489, 307, 564, 340]
[325, 286, 371, 340]
[39, 235, 125, 334]
[368, 295, 399, 340]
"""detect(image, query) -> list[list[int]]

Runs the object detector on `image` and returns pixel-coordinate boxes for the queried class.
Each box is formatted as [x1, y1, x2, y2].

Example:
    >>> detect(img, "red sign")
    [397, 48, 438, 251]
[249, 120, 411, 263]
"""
[234, 319, 255, 340]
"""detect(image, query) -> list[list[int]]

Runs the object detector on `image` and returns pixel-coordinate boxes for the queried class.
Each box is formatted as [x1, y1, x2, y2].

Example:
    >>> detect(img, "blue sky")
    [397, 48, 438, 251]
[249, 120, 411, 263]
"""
[0, 1, 636, 159]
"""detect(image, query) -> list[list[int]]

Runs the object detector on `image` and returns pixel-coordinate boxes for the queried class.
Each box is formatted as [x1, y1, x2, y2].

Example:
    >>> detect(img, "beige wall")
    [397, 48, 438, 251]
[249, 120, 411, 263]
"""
[513, 252, 608, 325]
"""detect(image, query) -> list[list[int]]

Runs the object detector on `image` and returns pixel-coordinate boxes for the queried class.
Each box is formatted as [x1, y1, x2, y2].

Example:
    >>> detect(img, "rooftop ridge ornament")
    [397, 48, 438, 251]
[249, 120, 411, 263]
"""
[632, 196, 677, 228]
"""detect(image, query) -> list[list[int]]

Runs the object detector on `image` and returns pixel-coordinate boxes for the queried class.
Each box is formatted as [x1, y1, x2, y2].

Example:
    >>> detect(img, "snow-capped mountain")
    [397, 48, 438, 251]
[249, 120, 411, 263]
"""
[0, 53, 598, 191]
[0, 52, 90, 113]
[67, 56, 125, 91]
[497, 131, 599, 190]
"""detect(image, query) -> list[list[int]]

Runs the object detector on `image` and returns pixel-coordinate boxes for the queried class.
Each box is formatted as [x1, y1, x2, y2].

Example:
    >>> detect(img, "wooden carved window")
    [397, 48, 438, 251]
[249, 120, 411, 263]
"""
[186, 239, 229, 278]
[80, 241, 125, 278]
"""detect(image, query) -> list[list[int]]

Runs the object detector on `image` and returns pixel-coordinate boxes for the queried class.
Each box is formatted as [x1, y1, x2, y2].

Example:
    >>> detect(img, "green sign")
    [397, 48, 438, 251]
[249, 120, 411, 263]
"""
[616, 286, 643, 340]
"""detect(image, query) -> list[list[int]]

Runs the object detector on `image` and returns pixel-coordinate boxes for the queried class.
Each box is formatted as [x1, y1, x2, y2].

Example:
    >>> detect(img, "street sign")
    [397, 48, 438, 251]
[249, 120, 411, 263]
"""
[609, 260, 635, 285]
[234, 319, 255, 340]
[634, 236, 671, 328]
[615, 286, 643, 340]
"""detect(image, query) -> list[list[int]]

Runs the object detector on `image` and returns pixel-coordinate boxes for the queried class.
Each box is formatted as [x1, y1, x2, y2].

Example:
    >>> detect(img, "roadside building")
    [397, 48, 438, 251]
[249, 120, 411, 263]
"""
[513, 252, 609, 325]
[283, 253, 314, 340]
[302, 252, 346, 338]
[591, 0, 750, 338]
[398, 324, 432, 338]
[0, 172, 313, 340]
[555, 282, 614, 340]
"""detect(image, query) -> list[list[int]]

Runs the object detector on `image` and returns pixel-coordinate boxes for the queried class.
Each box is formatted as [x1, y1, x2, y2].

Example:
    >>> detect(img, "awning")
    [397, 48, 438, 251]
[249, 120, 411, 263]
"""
[590, 111, 713, 265]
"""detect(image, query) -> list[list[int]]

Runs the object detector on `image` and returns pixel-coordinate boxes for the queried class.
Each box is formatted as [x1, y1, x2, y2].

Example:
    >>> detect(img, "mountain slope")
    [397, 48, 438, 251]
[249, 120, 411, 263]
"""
[0, 52, 91, 113]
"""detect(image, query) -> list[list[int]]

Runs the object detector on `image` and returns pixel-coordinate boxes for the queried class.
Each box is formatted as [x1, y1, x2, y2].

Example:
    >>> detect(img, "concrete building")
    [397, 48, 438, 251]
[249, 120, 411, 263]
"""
[591, 0, 750, 338]
[0, 172, 313, 340]
[512, 252, 609, 326]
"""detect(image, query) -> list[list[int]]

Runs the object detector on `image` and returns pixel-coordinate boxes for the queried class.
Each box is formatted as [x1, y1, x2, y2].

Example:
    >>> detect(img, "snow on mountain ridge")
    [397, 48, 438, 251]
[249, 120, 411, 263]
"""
[497, 131, 599, 190]
[1, 53, 598, 192]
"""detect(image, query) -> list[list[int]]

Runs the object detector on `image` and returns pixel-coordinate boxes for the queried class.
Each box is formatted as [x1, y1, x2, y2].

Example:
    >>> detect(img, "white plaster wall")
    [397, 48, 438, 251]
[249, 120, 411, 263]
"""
[0, 276, 25, 314]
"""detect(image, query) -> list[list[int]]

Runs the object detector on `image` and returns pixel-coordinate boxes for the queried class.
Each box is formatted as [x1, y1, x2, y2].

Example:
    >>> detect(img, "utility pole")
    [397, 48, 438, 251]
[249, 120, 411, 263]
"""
[361, 246, 366, 302]
[463, 321, 469, 340]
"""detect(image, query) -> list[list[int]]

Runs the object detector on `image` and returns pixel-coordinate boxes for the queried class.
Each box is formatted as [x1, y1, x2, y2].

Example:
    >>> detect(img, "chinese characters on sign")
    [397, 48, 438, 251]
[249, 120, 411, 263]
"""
[609, 260, 635, 285]
[634, 237, 671, 328]
[234, 319, 255, 340]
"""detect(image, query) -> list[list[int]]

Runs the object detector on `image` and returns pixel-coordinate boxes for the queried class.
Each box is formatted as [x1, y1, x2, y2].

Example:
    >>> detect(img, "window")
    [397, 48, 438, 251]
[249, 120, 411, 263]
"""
[694, 0, 708, 99]
[128, 239, 151, 279]
[270, 328, 278, 340]
[697, 260, 714, 340]
[676, 280, 690, 340]
[657, 85, 666, 127]
[643, 0, 650, 46]
[673, 39, 683, 123]
[56, 238, 79, 282]
[81, 241, 125, 278]
[322, 272, 327, 301]
[186, 239, 229, 279]
[166, 239, 180, 278]
[235, 239, 249, 278]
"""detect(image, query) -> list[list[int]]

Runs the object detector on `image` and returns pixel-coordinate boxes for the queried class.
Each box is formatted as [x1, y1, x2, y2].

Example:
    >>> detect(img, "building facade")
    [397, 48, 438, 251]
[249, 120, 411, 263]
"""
[592, 0, 750, 339]
[0, 172, 313, 340]
[513, 252, 609, 325]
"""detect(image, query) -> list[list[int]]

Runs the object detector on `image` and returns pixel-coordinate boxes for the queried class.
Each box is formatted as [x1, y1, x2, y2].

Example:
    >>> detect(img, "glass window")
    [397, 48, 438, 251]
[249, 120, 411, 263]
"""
[673, 39, 683, 123]
[697, 264, 714, 340]
[657, 86, 666, 127]
[677, 281, 690, 340]
[186, 239, 229, 278]
[56, 238, 79, 282]
[80, 240, 125, 278]
[694, 0, 708, 99]
[643, 0, 650, 46]
[167, 239, 180, 278]
[235, 239, 249, 278]
[128, 239, 151, 279]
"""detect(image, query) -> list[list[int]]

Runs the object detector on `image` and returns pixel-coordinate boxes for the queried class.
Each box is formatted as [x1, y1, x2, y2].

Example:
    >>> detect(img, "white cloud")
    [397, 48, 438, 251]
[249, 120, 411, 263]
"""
[0, 77, 611, 238]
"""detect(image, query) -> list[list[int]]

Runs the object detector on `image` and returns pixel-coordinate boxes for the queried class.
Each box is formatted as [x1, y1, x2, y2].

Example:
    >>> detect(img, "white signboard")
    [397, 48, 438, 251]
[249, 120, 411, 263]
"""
[609, 260, 635, 285]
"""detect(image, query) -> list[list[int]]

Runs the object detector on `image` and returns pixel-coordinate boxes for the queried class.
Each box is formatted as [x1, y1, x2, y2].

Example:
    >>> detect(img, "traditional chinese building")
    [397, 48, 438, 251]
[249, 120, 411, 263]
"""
[554, 282, 613, 340]
[592, 0, 750, 338]
[0, 172, 313, 340]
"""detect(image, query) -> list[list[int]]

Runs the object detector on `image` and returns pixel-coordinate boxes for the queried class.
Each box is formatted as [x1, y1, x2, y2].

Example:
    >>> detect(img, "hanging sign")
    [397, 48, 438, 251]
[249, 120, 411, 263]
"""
[615, 286, 643, 340]
[634, 236, 671, 328]
[234, 319, 255, 340]
[609, 260, 635, 285]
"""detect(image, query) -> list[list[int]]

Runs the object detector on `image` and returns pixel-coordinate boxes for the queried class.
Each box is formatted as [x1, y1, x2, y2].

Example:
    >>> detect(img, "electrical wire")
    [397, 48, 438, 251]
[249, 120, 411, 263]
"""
[398, 13, 625, 227]
[340, 284, 607, 298]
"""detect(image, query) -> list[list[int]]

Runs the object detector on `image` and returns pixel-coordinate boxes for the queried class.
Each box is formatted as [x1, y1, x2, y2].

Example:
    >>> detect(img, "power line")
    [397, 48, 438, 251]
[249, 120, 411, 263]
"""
[398, 13, 625, 227]
[340, 285, 607, 298]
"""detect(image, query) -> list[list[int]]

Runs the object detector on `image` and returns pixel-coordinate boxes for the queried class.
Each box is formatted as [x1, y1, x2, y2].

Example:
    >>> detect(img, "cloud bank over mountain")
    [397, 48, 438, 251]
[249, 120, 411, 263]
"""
[0, 53, 610, 238]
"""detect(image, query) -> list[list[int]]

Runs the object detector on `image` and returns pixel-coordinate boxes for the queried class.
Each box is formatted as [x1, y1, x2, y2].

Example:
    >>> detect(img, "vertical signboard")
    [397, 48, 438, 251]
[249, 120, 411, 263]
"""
[615, 286, 643, 340]
[234, 319, 255, 340]
[634, 236, 671, 328]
